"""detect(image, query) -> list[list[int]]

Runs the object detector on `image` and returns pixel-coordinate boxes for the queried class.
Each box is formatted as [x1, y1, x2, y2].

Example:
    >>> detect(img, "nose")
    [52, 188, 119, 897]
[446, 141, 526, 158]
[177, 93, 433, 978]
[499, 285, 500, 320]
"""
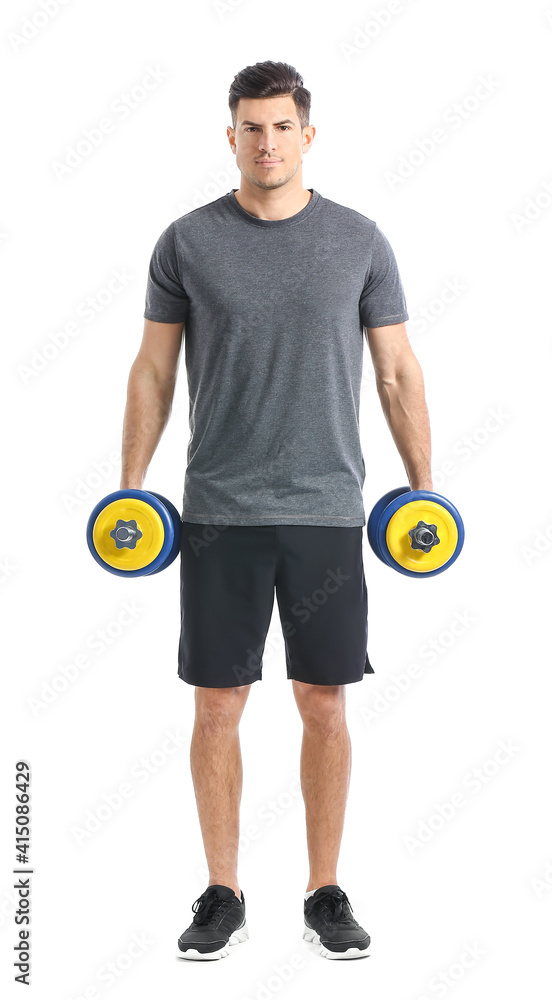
[259, 133, 277, 154]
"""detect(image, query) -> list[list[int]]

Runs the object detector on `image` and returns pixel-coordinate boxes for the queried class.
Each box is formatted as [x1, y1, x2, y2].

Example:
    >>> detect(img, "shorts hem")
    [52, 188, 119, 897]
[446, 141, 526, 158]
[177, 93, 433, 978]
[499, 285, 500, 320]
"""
[178, 669, 262, 688]
[287, 674, 367, 685]
[286, 652, 374, 685]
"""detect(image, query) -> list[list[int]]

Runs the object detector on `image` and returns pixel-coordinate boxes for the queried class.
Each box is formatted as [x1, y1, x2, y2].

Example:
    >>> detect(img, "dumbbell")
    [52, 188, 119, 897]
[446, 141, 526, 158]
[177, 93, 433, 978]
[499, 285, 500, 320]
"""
[87, 490, 181, 577]
[367, 487, 464, 578]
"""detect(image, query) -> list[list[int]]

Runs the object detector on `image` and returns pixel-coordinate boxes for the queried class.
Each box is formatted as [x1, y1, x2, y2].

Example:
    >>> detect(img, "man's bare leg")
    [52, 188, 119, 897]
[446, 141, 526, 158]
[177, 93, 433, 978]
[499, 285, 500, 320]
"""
[189, 685, 252, 900]
[292, 680, 350, 891]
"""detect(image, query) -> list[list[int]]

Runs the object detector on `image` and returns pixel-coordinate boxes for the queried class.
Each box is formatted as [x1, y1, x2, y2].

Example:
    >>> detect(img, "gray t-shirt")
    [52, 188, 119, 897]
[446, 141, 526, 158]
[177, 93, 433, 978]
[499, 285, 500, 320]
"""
[143, 188, 408, 526]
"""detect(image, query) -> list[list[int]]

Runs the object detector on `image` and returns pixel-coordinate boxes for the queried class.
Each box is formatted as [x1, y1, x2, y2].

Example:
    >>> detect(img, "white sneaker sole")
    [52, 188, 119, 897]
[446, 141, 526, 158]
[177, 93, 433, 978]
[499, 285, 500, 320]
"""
[303, 924, 369, 960]
[176, 921, 249, 961]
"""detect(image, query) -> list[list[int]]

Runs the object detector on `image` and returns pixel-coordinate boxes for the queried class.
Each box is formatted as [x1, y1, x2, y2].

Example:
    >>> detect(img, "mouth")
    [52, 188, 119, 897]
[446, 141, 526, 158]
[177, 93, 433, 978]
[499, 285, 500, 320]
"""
[256, 159, 281, 165]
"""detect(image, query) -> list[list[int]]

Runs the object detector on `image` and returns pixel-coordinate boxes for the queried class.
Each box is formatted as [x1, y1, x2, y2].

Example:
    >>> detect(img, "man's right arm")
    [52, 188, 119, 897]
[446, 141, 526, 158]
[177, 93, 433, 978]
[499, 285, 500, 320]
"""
[120, 318, 185, 490]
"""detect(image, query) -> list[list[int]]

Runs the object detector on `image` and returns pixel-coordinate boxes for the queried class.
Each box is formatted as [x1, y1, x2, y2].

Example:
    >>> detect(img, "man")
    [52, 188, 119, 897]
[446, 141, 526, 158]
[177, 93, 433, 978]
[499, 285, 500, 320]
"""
[120, 60, 432, 961]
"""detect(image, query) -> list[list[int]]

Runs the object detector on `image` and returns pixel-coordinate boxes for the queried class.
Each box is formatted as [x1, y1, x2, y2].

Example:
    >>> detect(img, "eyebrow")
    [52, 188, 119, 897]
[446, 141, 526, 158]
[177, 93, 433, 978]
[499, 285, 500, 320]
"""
[239, 119, 295, 127]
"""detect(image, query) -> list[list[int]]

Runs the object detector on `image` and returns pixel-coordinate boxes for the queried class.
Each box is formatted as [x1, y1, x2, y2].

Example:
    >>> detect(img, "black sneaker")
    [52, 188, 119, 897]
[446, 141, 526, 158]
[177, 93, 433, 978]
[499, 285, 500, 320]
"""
[176, 884, 248, 960]
[303, 885, 370, 959]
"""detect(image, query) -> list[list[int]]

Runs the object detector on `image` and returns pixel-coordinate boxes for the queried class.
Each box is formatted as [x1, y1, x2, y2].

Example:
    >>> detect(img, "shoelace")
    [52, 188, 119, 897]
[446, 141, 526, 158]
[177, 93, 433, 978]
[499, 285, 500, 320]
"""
[192, 888, 235, 926]
[309, 888, 354, 923]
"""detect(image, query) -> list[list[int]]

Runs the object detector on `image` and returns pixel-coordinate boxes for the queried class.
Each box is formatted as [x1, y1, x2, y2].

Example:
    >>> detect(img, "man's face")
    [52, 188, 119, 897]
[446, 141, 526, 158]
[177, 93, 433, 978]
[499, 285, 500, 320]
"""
[227, 95, 315, 191]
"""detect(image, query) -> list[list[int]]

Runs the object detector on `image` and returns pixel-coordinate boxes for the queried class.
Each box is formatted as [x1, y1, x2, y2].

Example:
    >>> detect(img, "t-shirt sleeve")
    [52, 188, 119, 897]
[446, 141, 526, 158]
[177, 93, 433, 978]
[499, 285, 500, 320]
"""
[143, 221, 190, 323]
[359, 223, 409, 328]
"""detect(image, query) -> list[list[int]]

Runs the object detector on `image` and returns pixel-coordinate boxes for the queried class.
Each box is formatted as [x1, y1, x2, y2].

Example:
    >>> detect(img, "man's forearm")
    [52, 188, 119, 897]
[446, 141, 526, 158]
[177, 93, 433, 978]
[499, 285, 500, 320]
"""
[120, 363, 175, 489]
[376, 354, 433, 492]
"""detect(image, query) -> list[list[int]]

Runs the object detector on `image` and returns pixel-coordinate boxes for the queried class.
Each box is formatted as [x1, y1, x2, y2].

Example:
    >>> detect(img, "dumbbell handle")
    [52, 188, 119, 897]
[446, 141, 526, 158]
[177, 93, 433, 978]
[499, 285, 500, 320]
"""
[412, 525, 435, 546]
[115, 525, 137, 542]
[408, 519, 440, 553]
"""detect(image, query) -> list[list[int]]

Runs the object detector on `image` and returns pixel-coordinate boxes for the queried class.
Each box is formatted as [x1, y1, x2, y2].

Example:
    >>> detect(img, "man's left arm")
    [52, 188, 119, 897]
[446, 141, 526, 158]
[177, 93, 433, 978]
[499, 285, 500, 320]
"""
[365, 322, 433, 492]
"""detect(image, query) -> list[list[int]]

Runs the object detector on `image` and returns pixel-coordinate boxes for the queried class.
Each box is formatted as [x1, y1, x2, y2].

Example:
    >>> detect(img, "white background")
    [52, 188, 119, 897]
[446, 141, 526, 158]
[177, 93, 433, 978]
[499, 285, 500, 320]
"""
[2, 0, 551, 997]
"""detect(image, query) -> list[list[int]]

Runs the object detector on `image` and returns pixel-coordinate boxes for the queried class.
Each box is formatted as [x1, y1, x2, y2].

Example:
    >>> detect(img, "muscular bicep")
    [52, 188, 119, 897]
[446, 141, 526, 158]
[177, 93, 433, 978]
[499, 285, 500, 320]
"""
[133, 318, 185, 384]
[365, 322, 414, 382]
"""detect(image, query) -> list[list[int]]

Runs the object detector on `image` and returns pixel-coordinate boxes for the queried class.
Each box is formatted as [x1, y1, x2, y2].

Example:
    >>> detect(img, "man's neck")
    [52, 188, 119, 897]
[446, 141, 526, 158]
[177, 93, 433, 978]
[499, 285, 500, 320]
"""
[233, 187, 312, 221]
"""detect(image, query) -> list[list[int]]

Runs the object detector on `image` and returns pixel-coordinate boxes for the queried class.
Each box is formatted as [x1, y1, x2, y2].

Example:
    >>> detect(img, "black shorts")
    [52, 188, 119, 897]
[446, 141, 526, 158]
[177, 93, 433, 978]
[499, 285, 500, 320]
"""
[178, 521, 374, 688]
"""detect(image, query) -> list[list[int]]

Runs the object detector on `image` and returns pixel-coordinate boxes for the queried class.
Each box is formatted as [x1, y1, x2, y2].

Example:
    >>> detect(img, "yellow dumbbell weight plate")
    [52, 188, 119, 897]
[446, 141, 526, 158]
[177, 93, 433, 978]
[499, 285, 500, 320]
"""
[92, 498, 165, 571]
[385, 500, 458, 574]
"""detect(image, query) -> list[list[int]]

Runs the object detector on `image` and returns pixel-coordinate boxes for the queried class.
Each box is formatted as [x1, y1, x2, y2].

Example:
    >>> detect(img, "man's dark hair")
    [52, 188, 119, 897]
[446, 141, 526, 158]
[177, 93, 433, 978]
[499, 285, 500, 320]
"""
[229, 60, 311, 130]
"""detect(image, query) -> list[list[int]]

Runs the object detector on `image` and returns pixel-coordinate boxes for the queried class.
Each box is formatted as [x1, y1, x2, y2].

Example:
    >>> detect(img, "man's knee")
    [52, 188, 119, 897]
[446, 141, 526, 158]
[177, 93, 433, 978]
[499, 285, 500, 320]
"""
[194, 684, 251, 731]
[293, 681, 346, 734]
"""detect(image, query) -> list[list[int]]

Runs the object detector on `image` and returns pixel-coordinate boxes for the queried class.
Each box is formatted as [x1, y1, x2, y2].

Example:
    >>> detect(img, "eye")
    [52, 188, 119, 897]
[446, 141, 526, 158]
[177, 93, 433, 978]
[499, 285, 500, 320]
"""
[245, 126, 291, 132]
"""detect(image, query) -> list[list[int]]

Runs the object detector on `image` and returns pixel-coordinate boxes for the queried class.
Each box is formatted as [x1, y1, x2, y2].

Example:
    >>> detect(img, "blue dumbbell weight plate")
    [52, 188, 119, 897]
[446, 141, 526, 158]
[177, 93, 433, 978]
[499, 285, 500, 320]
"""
[368, 488, 464, 578]
[87, 489, 181, 577]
